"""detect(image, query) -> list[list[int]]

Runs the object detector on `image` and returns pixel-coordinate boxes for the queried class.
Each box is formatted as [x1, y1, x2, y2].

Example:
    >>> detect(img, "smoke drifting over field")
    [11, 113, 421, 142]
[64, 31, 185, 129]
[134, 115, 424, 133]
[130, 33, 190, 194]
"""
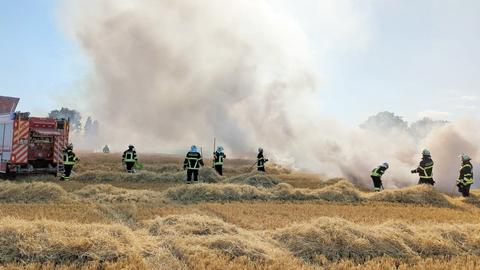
[63, 0, 480, 192]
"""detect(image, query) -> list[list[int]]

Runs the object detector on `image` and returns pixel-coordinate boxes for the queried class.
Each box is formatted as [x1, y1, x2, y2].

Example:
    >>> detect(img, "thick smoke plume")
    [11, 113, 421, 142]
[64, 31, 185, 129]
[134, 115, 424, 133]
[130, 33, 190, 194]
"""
[63, 0, 479, 192]
[63, 0, 317, 153]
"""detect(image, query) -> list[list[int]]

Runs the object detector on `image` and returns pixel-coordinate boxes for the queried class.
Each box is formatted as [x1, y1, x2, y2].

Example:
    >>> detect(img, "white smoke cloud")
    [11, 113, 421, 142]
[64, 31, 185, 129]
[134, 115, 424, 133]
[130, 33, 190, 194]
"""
[460, 95, 478, 101]
[62, 0, 318, 153]
[62, 0, 480, 192]
[418, 110, 452, 120]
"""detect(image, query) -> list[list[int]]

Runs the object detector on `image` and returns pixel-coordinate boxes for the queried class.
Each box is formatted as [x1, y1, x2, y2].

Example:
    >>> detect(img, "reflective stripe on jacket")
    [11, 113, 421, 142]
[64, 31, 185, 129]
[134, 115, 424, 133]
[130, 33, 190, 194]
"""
[214, 152, 226, 166]
[413, 158, 434, 179]
[63, 151, 77, 165]
[371, 166, 386, 177]
[124, 151, 136, 162]
[458, 162, 474, 185]
[184, 152, 204, 170]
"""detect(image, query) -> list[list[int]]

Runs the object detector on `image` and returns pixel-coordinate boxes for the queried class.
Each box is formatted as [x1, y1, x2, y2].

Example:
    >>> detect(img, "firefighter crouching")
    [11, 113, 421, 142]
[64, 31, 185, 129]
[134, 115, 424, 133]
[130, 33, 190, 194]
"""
[184, 145, 204, 183]
[61, 143, 79, 181]
[411, 149, 435, 186]
[122, 145, 138, 173]
[257, 148, 269, 172]
[213, 146, 226, 176]
[457, 154, 474, 197]
[371, 162, 389, 192]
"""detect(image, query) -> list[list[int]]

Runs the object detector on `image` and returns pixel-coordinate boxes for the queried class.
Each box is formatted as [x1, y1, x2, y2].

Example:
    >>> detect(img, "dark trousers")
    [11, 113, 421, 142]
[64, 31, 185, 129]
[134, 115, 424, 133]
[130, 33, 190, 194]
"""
[458, 184, 471, 197]
[187, 169, 199, 182]
[258, 166, 265, 172]
[214, 165, 223, 176]
[126, 162, 135, 173]
[62, 164, 73, 180]
[418, 178, 435, 186]
[371, 176, 383, 191]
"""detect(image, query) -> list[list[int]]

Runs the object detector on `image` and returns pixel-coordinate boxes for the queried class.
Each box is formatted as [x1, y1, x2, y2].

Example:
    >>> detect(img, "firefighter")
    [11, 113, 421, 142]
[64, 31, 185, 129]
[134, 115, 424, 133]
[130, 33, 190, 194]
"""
[257, 148, 269, 172]
[213, 146, 226, 175]
[103, 145, 110, 154]
[457, 154, 474, 197]
[411, 149, 435, 185]
[61, 143, 79, 181]
[371, 162, 389, 192]
[183, 145, 204, 183]
[122, 145, 137, 173]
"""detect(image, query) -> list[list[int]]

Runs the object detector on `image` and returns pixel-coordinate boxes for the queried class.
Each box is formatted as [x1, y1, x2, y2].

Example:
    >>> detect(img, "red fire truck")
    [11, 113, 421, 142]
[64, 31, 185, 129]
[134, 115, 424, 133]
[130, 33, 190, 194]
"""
[0, 96, 70, 176]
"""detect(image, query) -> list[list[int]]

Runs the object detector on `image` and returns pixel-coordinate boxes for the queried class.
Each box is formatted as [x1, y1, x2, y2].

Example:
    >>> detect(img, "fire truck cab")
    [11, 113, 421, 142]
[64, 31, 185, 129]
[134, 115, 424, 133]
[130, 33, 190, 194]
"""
[0, 96, 70, 175]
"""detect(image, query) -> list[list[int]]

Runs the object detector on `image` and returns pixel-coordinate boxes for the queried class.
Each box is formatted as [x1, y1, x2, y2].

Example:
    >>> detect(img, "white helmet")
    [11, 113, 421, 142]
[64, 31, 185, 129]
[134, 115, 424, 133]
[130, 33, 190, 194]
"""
[382, 162, 389, 169]
[217, 146, 224, 153]
[191, 145, 198, 153]
[461, 154, 471, 162]
[422, 149, 431, 156]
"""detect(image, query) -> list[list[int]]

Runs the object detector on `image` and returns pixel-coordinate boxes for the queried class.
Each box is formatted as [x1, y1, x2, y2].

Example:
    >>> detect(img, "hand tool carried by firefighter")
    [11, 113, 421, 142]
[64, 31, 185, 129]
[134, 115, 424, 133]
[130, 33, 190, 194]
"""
[249, 161, 257, 171]
[212, 138, 216, 168]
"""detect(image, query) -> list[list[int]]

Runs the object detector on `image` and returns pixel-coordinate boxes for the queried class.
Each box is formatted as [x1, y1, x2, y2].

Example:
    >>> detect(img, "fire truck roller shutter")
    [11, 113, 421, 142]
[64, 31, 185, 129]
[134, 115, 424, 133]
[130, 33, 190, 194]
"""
[12, 120, 29, 164]
[0, 123, 13, 172]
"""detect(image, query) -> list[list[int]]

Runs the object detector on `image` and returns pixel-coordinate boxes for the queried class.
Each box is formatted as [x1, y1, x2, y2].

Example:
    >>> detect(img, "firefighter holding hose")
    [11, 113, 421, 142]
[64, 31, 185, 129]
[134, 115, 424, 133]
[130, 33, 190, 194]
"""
[61, 143, 79, 181]
[411, 149, 435, 186]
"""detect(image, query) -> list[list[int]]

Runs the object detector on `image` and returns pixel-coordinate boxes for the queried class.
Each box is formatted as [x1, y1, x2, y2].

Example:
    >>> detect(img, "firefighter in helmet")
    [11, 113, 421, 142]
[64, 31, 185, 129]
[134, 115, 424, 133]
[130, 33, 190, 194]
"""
[257, 147, 269, 172]
[411, 149, 435, 186]
[103, 145, 110, 154]
[457, 154, 474, 197]
[371, 162, 389, 192]
[183, 145, 204, 183]
[61, 143, 79, 181]
[122, 145, 137, 173]
[213, 146, 226, 175]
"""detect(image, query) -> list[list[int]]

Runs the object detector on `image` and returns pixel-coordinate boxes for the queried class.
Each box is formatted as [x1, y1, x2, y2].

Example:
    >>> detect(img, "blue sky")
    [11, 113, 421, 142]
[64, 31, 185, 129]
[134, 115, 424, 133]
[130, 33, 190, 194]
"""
[295, 0, 480, 124]
[1, 0, 479, 124]
[0, 0, 86, 114]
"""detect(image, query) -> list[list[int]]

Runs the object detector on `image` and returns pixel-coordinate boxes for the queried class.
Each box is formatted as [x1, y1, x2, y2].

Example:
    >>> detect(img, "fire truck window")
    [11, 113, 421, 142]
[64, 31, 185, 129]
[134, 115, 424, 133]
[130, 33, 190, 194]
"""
[57, 120, 65, 130]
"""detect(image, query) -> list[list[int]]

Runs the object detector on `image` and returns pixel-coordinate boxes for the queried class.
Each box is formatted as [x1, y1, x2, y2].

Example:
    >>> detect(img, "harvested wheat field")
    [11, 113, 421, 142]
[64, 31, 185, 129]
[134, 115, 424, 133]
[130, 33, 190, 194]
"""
[1, 153, 480, 270]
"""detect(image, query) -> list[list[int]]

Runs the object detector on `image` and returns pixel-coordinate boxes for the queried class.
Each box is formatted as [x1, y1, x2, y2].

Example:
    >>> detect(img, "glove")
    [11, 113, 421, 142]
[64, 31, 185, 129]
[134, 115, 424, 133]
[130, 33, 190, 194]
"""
[411, 170, 416, 174]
